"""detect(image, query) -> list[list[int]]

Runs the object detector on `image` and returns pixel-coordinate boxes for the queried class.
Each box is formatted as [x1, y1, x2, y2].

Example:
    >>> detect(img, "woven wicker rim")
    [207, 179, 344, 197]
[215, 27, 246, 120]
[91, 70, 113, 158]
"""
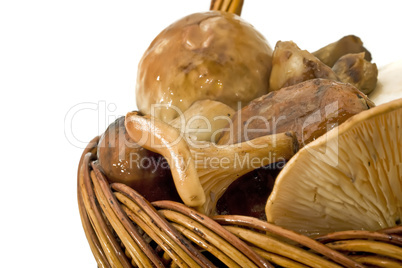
[77, 137, 402, 268]
[77, 2, 402, 267]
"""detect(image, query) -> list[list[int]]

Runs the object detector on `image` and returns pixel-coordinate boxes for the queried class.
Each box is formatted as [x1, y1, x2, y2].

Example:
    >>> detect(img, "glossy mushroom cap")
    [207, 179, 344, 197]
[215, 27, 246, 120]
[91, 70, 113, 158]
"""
[136, 11, 273, 122]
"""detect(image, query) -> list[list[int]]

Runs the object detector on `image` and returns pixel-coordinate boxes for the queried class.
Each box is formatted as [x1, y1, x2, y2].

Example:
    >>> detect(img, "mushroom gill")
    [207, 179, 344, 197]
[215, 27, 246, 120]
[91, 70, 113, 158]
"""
[265, 98, 402, 236]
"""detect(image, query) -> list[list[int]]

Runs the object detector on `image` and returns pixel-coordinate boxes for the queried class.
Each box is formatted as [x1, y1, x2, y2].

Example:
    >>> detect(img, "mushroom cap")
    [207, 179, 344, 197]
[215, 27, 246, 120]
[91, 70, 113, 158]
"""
[136, 11, 273, 122]
[265, 98, 402, 237]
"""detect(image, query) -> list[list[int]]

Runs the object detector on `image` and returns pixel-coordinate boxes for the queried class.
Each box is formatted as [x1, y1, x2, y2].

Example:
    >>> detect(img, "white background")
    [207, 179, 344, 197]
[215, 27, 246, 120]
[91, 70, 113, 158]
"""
[1, 0, 401, 267]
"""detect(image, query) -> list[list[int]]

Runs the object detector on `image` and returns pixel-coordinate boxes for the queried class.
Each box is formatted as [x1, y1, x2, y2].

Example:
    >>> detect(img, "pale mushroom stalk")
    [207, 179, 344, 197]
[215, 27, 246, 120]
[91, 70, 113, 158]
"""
[125, 111, 205, 210]
[125, 111, 298, 215]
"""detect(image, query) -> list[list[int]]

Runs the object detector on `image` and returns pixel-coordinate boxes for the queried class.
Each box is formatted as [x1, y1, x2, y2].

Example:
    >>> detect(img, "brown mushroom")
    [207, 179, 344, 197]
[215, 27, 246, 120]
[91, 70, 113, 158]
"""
[269, 41, 339, 91]
[216, 164, 284, 220]
[266, 98, 402, 237]
[313, 35, 372, 67]
[136, 11, 273, 122]
[125, 111, 298, 215]
[218, 79, 375, 147]
[97, 116, 181, 202]
[332, 52, 378, 95]
[97, 100, 234, 203]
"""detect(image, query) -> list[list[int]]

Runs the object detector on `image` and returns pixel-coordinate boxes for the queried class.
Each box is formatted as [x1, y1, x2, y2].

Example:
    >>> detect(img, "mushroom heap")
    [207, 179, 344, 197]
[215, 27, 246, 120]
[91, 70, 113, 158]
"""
[96, 1, 402, 235]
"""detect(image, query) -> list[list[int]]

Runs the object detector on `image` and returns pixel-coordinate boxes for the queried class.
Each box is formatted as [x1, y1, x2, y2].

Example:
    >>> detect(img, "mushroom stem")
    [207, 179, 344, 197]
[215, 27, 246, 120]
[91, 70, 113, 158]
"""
[125, 112, 298, 215]
[210, 0, 244, 16]
[125, 111, 206, 209]
[192, 132, 298, 215]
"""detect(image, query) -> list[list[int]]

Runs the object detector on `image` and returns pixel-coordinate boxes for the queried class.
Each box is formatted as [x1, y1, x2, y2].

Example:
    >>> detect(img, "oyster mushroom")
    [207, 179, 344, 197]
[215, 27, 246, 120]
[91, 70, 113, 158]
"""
[265, 98, 402, 237]
[136, 11, 273, 122]
[125, 111, 298, 215]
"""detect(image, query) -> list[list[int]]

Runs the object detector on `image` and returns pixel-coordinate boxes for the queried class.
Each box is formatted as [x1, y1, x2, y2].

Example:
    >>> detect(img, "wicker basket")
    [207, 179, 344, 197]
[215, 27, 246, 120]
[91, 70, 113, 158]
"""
[77, 2, 402, 267]
[78, 137, 402, 268]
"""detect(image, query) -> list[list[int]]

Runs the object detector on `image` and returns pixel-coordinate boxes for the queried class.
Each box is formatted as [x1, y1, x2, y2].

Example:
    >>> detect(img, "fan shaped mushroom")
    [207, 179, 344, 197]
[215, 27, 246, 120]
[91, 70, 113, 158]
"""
[136, 11, 273, 122]
[265, 98, 402, 237]
[125, 111, 298, 215]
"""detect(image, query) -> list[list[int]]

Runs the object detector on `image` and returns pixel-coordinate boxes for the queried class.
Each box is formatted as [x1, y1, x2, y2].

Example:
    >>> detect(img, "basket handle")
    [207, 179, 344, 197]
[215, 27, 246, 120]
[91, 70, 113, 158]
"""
[210, 0, 244, 15]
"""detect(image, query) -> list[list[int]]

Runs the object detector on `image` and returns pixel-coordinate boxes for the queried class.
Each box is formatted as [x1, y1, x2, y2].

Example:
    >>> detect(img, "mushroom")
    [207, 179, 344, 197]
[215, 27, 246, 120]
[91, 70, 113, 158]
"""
[97, 116, 182, 202]
[169, 99, 235, 143]
[369, 59, 402, 105]
[136, 11, 273, 122]
[218, 79, 375, 147]
[216, 164, 284, 220]
[265, 98, 402, 237]
[96, 100, 234, 203]
[313, 35, 372, 67]
[125, 111, 298, 215]
[332, 52, 378, 95]
[269, 41, 339, 91]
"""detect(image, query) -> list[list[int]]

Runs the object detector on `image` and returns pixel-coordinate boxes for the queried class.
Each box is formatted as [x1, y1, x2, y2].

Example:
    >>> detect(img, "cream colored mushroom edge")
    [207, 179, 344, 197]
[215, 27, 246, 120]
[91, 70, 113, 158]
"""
[369, 59, 402, 105]
[265, 98, 402, 237]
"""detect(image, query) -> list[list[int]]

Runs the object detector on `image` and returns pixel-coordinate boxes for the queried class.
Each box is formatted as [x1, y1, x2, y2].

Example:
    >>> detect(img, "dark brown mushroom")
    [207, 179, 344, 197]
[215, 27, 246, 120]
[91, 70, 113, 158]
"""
[332, 52, 378, 95]
[218, 79, 375, 147]
[313, 35, 372, 67]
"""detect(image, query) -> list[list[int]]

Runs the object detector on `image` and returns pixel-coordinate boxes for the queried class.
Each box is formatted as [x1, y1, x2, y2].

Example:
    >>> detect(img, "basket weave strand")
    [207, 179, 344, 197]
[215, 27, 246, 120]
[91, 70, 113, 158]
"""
[77, 138, 402, 267]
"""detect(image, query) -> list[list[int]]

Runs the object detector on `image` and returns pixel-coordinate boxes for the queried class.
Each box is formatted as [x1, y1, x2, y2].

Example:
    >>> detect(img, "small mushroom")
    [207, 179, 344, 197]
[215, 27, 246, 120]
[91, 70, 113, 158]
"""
[313, 35, 372, 67]
[269, 41, 339, 91]
[125, 111, 298, 215]
[332, 52, 378, 95]
[265, 98, 402, 237]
